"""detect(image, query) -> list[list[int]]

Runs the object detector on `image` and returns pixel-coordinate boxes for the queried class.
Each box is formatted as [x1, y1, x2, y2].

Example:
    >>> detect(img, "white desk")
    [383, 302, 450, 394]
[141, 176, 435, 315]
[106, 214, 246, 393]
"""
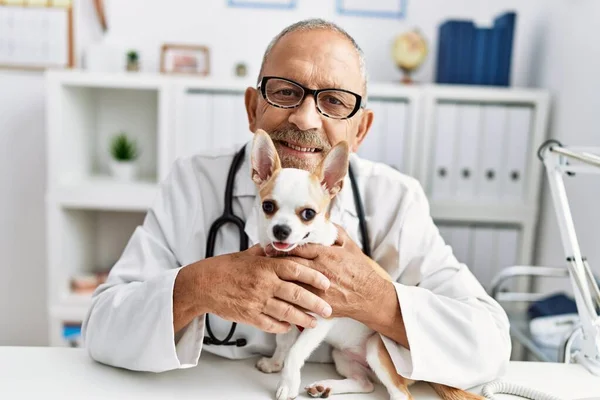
[0, 347, 599, 399]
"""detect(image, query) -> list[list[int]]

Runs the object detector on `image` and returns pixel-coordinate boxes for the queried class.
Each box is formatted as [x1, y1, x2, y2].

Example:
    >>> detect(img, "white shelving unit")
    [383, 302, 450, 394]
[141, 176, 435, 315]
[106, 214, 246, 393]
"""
[45, 70, 550, 350]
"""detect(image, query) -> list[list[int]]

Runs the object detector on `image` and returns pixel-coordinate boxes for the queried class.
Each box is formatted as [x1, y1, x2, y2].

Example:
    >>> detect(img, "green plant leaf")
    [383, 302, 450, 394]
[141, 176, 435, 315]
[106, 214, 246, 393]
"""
[110, 133, 139, 161]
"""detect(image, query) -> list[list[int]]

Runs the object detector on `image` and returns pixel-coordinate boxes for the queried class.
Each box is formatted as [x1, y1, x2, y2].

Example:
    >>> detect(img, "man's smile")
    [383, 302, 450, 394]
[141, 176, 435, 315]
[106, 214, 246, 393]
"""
[275, 140, 324, 155]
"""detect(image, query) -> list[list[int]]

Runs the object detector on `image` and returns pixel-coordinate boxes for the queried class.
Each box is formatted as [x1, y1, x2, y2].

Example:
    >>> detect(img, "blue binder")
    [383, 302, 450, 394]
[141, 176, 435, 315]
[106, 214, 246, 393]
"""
[435, 11, 516, 86]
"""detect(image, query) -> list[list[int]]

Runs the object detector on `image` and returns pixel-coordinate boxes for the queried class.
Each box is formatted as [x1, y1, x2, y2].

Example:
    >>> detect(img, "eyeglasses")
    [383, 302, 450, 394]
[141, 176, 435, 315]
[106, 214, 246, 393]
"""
[257, 76, 365, 120]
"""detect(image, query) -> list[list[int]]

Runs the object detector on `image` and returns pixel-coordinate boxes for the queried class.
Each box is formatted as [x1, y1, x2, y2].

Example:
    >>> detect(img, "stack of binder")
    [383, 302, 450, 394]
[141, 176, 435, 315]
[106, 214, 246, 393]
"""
[435, 11, 516, 86]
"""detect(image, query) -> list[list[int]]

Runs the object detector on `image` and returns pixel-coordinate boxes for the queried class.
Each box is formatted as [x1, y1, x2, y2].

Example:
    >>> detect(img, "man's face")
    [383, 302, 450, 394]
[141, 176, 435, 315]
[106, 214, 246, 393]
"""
[245, 29, 373, 172]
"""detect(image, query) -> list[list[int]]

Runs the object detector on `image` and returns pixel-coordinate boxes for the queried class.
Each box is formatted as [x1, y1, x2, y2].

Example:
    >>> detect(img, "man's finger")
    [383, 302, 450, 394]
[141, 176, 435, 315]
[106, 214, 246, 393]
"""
[264, 298, 318, 329]
[245, 243, 268, 256]
[276, 261, 330, 290]
[332, 223, 349, 246]
[285, 244, 321, 260]
[275, 281, 332, 318]
[254, 314, 291, 334]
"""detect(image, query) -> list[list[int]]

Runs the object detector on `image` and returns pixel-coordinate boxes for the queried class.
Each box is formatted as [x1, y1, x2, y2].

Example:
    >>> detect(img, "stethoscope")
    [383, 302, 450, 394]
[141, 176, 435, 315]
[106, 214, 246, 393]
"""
[203, 143, 371, 347]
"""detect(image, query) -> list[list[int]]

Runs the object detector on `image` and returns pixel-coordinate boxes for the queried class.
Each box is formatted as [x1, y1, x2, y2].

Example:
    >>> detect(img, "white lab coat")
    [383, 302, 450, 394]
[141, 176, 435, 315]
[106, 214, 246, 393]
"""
[82, 141, 511, 389]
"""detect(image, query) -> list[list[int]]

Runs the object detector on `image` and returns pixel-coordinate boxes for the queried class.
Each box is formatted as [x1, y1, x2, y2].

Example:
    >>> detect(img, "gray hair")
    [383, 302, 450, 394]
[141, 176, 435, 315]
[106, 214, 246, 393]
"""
[258, 18, 368, 101]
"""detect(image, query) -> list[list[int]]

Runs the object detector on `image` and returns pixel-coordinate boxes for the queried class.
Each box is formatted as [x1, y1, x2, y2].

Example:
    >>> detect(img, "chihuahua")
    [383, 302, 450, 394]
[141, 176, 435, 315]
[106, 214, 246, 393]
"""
[250, 130, 483, 400]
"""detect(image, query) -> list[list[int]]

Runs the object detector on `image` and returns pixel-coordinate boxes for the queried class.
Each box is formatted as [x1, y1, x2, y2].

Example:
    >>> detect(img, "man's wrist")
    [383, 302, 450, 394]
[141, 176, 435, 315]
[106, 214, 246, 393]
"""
[172, 259, 215, 333]
[358, 276, 410, 350]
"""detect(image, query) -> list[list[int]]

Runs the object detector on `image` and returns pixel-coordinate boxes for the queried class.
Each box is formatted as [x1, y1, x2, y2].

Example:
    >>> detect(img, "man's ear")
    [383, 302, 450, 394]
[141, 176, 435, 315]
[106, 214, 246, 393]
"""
[251, 129, 281, 187]
[317, 141, 350, 197]
[245, 87, 258, 133]
[352, 108, 374, 152]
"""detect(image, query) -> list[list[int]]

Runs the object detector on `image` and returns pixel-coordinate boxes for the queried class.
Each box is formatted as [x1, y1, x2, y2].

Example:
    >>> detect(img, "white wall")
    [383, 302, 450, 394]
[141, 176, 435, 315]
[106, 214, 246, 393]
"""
[0, 71, 47, 345]
[0, 0, 551, 345]
[530, 0, 600, 293]
[80, 0, 547, 86]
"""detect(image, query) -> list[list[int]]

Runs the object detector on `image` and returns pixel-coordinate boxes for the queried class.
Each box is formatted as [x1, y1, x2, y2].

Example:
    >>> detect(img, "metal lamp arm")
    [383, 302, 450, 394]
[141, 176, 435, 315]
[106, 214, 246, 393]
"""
[537, 140, 600, 375]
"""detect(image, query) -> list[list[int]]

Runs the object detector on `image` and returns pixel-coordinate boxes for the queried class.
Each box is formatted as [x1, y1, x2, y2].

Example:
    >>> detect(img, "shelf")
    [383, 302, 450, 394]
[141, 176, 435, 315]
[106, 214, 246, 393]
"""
[430, 202, 533, 225]
[50, 293, 92, 322]
[50, 177, 158, 211]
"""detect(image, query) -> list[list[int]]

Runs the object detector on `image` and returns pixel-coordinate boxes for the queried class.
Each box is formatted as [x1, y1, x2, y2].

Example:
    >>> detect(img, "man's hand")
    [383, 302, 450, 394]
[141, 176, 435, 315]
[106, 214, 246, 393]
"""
[266, 225, 387, 319]
[173, 244, 333, 335]
[266, 225, 410, 348]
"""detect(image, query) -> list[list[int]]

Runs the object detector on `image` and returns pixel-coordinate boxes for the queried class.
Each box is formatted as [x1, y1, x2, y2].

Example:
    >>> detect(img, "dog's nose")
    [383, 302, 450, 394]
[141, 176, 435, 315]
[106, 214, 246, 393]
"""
[273, 224, 291, 241]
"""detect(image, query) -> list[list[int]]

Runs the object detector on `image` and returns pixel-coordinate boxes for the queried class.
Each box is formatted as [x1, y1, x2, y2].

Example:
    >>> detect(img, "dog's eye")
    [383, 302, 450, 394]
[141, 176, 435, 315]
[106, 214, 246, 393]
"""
[262, 201, 276, 214]
[300, 208, 316, 221]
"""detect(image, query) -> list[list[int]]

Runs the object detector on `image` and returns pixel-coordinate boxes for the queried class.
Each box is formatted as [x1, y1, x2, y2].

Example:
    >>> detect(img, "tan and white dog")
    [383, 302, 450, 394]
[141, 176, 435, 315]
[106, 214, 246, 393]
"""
[250, 130, 483, 400]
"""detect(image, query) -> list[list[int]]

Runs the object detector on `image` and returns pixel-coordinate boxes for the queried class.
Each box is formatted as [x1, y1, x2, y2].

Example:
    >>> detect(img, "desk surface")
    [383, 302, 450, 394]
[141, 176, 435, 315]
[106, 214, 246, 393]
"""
[0, 347, 599, 399]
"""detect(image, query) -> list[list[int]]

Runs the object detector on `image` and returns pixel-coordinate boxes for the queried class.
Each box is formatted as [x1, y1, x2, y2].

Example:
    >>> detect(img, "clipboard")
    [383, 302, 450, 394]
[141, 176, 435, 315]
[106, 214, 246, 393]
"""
[0, 0, 75, 71]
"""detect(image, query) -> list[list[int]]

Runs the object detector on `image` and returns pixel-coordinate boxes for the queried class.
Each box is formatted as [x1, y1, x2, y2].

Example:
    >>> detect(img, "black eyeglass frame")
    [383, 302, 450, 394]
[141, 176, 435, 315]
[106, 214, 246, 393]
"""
[257, 76, 366, 120]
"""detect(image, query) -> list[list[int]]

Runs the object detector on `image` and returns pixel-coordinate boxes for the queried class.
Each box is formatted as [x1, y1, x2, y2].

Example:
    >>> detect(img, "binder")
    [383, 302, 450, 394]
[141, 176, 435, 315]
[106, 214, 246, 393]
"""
[211, 94, 235, 151]
[448, 226, 473, 266]
[470, 227, 497, 290]
[358, 100, 385, 163]
[384, 100, 407, 171]
[454, 104, 482, 200]
[502, 105, 532, 202]
[181, 92, 212, 158]
[437, 225, 453, 246]
[430, 103, 458, 200]
[495, 227, 520, 291]
[477, 105, 507, 201]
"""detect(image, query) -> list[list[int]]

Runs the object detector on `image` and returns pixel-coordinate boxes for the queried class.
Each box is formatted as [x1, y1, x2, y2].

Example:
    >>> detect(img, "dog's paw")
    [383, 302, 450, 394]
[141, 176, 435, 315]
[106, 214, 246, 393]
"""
[256, 357, 283, 373]
[276, 383, 297, 400]
[276, 378, 300, 400]
[305, 383, 332, 398]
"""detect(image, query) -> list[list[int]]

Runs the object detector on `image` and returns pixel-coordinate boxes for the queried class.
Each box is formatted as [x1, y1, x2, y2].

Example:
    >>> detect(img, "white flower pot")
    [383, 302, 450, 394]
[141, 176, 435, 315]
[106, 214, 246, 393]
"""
[109, 160, 138, 181]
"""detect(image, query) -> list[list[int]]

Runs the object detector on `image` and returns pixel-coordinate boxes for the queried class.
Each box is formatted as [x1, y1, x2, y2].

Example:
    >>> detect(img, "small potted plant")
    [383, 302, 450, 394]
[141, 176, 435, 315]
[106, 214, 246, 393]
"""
[126, 50, 140, 72]
[109, 132, 140, 181]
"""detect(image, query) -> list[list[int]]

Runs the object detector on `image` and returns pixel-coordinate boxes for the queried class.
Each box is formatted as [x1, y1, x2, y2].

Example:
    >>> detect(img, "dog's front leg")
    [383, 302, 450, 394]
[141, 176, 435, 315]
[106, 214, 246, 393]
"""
[256, 327, 300, 373]
[276, 318, 334, 400]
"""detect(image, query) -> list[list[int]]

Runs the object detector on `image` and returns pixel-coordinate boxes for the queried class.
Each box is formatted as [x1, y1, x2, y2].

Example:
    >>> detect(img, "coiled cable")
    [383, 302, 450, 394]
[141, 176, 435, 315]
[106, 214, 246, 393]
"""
[481, 380, 564, 400]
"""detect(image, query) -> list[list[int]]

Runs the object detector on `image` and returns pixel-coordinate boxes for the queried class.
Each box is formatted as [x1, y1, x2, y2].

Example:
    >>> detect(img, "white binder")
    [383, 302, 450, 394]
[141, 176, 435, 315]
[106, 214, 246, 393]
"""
[477, 105, 507, 201]
[454, 104, 482, 200]
[470, 227, 497, 291]
[181, 92, 212, 158]
[430, 103, 458, 200]
[447, 226, 473, 266]
[495, 227, 520, 290]
[384, 100, 407, 172]
[211, 94, 236, 151]
[502, 106, 532, 203]
[358, 100, 385, 163]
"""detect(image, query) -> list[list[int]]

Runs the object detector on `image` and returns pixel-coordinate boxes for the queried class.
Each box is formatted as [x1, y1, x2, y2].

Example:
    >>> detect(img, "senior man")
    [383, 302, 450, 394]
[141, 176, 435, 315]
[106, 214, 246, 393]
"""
[82, 18, 511, 391]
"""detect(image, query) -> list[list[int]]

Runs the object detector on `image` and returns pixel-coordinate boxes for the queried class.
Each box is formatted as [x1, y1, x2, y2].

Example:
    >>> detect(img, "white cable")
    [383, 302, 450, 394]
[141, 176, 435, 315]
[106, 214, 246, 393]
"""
[481, 380, 565, 400]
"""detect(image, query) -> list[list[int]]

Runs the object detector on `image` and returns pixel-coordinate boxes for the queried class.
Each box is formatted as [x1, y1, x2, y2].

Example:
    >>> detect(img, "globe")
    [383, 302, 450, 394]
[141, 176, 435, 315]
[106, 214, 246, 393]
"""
[392, 29, 428, 84]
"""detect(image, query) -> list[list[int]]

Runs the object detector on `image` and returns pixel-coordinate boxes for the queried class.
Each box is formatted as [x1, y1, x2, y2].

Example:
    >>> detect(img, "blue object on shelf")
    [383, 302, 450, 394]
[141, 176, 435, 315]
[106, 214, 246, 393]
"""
[62, 324, 81, 340]
[435, 11, 516, 86]
[527, 293, 578, 320]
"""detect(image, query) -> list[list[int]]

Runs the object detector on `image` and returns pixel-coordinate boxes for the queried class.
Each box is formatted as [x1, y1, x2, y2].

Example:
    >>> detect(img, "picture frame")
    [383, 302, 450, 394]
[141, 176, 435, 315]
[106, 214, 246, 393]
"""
[160, 44, 210, 76]
[336, 0, 406, 19]
[227, 0, 296, 10]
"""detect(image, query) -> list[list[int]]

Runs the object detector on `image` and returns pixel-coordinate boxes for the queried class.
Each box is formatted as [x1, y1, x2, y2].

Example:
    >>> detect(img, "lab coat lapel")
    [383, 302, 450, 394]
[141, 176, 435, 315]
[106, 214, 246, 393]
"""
[232, 141, 260, 247]
[329, 157, 363, 252]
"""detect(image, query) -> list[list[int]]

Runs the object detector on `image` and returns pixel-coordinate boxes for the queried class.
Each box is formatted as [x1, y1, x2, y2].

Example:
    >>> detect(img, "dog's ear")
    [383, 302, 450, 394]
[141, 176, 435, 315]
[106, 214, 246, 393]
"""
[317, 141, 350, 197]
[251, 129, 281, 187]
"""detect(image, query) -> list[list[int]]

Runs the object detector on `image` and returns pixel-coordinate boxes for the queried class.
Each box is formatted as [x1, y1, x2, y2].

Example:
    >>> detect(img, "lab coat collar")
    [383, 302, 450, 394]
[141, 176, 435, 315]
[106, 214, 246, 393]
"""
[233, 142, 258, 198]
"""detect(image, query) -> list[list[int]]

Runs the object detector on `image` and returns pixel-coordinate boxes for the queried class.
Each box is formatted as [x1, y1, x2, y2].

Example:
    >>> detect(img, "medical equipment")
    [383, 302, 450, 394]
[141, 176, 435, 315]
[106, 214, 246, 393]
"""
[481, 141, 600, 400]
[537, 140, 600, 375]
[202, 144, 371, 347]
